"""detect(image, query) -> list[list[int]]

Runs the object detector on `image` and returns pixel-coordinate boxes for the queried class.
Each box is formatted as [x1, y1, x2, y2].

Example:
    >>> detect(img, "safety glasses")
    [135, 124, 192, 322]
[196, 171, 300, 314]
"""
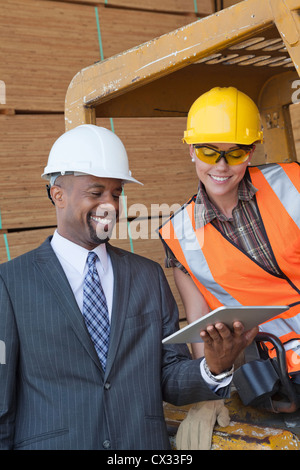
[193, 145, 253, 166]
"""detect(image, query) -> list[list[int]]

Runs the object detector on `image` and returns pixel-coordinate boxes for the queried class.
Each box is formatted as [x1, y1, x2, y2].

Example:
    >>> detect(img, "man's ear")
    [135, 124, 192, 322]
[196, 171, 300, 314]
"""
[50, 185, 65, 208]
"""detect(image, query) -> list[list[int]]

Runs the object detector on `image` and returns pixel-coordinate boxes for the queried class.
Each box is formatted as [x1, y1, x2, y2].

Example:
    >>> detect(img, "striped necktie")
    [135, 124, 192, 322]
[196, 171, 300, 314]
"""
[82, 251, 110, 370]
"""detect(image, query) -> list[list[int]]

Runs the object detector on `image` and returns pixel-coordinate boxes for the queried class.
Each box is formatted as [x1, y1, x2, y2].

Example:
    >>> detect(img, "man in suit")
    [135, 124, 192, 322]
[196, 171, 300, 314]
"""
[0, 125, 258, 450]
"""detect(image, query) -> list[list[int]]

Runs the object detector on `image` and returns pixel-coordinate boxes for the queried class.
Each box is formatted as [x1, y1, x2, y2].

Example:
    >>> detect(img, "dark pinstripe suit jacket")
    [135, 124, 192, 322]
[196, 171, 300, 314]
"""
[0, 237, 224, 450]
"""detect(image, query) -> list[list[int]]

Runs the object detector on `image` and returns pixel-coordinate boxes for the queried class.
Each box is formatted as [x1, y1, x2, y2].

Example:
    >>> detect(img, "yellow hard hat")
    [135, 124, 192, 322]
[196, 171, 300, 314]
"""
[183, 87, 263, 145]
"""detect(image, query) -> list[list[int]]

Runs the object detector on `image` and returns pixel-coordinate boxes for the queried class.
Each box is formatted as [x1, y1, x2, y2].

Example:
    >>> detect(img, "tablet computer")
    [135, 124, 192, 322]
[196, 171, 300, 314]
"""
[162, 305, 289, 344]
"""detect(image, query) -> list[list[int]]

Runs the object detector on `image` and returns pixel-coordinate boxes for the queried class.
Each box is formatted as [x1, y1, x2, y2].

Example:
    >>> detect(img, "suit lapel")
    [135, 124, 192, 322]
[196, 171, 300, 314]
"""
[104, 244, 131, 376]
[33, 237, 102, 370]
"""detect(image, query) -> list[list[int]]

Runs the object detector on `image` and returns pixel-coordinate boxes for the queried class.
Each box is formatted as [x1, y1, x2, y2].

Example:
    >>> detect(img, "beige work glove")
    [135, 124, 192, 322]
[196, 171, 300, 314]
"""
[176, 400, 230, 450]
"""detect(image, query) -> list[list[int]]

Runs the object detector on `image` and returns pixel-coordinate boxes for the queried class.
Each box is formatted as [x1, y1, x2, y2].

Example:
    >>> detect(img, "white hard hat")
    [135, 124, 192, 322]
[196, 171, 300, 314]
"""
[42, 124, 142, 185]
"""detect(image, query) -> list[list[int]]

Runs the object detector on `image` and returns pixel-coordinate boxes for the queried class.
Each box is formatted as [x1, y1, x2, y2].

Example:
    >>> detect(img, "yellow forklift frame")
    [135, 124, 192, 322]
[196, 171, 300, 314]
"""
[65, 0, 300, 162]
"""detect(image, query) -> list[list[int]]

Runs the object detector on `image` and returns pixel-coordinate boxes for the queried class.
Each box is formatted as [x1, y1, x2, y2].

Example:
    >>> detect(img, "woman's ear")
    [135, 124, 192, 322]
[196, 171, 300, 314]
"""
[189, 144, 195, 162]
[247, 145, 256, 165]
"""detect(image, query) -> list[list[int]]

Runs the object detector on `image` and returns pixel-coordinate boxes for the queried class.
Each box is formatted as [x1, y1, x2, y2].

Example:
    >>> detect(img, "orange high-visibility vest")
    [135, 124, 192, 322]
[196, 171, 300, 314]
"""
[159, 163, 300, 374]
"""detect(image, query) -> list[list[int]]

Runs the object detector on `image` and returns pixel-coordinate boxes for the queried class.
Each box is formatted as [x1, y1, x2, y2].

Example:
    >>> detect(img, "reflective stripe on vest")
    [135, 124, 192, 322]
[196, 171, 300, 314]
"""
[259, 312, 300, 339]
[259, 164, 300, 230]
[171, 208, 241, 307]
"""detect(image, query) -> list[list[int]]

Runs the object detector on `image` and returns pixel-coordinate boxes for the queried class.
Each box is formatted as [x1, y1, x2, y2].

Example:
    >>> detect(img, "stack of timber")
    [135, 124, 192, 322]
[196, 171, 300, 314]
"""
[0, 0, 214, 319]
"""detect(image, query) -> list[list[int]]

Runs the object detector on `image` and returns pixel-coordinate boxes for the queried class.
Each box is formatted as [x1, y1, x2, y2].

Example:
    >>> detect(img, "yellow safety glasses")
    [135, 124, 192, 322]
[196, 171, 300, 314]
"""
[193, 145, 252, 166]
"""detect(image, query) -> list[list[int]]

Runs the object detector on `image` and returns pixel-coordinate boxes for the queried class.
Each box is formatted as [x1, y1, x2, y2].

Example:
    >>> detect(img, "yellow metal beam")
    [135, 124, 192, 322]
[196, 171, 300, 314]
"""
[270, 0, 300, 47]
[65, 0, 300, 129]
[270, 0, 300, 77]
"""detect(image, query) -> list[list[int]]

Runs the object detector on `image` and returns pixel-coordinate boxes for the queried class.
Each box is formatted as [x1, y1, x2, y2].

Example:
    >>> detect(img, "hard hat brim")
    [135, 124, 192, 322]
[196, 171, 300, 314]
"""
[41, 170, 143, 185]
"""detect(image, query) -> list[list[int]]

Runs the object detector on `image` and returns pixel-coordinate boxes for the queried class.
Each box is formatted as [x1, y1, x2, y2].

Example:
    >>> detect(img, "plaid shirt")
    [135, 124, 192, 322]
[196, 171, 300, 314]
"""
[165, 173, 281, 276]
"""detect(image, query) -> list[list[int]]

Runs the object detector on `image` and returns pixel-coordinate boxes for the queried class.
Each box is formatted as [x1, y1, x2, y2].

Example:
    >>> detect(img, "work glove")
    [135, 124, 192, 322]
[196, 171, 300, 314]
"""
[176, 400, 230, 450]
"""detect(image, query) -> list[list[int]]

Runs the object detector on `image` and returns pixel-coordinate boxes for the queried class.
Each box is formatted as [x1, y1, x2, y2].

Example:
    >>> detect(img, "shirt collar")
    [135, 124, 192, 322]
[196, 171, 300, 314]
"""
[51, 230, 108, 275]
[194, 174, 258, 228]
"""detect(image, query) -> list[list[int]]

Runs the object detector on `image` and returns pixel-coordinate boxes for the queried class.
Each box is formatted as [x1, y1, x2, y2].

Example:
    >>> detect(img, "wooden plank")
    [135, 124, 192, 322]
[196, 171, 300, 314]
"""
[0, 114, 64, 229]
[0, 0, 100, 111]
[0, 0, 201, 112]
[0, 227, 54, 263]
[102, 0, 212, 15]
[53, 0, 213, 15]
[0, 0, 100, 112]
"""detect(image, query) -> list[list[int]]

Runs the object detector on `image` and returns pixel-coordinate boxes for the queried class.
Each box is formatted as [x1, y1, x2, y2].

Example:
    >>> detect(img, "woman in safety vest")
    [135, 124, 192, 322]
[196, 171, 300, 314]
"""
[159, 86, 300, 379]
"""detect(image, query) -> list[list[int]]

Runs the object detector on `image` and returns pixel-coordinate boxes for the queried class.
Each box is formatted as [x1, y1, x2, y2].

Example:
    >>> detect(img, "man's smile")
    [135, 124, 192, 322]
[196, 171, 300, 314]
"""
[90, 215, 113, 227]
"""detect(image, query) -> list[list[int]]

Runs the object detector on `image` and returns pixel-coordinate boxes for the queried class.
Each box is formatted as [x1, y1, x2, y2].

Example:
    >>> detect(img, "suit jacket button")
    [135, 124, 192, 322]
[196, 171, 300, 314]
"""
[103, 440, 111, 449]
[104, 382, 111, 390]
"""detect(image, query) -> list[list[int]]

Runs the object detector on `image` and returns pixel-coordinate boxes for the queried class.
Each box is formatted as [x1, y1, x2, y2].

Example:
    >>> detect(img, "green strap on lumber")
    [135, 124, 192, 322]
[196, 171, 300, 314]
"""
[94, 12, 134, 253]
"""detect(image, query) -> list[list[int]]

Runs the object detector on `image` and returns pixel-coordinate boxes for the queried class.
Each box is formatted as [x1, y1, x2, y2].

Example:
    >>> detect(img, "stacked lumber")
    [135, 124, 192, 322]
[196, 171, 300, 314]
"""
[0, 114, 197, 229]
[60, 0, 213, 15]
[0, 0, 99, 112]
[0, 228, 54, 264]
[0, 114, 64, 229]
[0, 0, 201, 111]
